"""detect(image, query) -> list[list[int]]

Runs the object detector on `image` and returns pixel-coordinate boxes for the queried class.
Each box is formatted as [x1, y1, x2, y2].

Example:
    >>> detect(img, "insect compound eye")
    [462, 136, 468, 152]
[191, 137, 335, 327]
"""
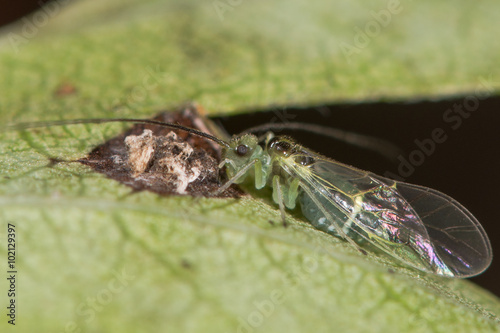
[236, 144, 249, 156]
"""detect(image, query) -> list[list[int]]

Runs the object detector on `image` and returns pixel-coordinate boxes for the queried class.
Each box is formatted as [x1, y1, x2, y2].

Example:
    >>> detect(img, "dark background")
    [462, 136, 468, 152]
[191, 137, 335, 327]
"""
[3, 1, 499, 296]
[0, 0, 54, 27]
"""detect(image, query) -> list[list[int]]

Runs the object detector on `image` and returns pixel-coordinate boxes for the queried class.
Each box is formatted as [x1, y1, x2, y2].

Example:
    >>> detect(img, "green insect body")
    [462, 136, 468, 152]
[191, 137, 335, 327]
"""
[220, 132, 492, 278]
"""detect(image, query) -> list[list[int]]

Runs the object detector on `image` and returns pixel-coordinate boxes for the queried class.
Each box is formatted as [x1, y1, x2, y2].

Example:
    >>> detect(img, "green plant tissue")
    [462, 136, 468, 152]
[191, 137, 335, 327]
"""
[0, 0, 499, 332]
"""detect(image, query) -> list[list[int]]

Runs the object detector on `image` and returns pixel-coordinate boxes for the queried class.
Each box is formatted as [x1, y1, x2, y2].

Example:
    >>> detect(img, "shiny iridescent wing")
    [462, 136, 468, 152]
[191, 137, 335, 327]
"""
[290, 152, 492, 277]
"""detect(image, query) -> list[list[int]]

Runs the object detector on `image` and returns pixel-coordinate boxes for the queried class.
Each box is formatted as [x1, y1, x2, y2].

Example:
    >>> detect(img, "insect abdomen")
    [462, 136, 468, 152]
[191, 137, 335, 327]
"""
[299, 191, 368, 244]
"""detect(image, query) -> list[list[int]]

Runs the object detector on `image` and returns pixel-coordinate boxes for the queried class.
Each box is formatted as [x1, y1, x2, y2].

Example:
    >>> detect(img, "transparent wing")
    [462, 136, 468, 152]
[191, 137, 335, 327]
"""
[290, 152, 492, 277]
[374, 176, 493, 277]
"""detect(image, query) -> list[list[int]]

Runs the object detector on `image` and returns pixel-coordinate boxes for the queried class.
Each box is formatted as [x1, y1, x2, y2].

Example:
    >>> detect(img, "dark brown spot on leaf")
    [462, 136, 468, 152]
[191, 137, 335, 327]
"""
[79, 105, 241, 198]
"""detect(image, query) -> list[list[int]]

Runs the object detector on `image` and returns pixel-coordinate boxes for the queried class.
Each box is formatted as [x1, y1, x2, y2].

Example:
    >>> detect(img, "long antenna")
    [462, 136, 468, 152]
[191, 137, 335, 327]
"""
[241, 122, 402, 162]
[5, 118, 230, 148]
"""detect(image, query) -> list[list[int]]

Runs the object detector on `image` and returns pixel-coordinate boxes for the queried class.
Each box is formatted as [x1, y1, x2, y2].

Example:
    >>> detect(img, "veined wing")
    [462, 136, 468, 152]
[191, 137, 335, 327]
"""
[371, 176, 492, 277]
[287, 151, 492, 277]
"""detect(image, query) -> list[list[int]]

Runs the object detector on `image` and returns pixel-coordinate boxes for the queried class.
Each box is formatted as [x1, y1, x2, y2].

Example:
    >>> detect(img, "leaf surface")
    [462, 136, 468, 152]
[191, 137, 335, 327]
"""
[0, 1, 499, 332]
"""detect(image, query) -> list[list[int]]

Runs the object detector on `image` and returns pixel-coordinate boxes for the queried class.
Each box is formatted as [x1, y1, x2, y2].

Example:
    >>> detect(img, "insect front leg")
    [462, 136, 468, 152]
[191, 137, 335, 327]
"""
[215, 159, 258, 195]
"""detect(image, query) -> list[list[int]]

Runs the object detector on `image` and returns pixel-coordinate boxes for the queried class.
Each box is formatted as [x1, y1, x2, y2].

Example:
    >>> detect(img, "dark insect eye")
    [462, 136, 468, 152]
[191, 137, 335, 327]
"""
[236, 144, 249, 156]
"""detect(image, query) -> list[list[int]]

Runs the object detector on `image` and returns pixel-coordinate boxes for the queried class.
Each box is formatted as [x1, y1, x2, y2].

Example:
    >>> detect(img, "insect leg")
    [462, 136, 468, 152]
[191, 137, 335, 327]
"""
[218, 159, 229, 169]
[272, 175, 288, 227]
[284, 177, 300, 209]
[299, 182, 365, 254]
[214, 159, 257, 195]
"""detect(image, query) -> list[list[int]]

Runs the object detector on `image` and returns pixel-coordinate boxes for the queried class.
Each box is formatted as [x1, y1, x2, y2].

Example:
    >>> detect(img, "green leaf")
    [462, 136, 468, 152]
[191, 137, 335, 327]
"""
[1, 1, 499, 332]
